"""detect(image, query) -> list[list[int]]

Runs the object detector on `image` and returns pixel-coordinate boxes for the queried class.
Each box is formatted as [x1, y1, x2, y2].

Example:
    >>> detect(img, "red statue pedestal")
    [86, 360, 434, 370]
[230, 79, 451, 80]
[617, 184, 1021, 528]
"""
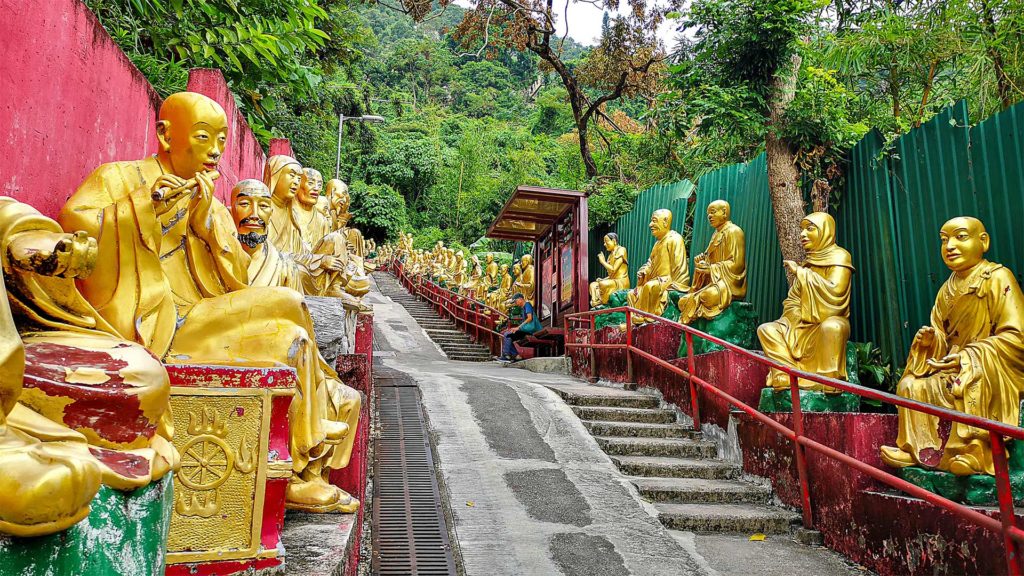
[163, 365, 295, 576]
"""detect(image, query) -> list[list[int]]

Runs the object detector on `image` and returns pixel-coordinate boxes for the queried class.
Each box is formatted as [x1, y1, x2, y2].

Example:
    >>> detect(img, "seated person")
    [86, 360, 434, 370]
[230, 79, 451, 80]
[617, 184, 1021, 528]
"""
[499, 293, 542, 362]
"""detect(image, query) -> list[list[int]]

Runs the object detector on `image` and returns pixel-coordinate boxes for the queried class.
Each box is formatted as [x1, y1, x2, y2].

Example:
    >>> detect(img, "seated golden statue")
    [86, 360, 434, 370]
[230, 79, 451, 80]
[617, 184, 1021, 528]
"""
[296, 167, 330, 248]
[627, 209, 690, 322]
[462, 255, 483, 297]
[678, 200, 747, 324]
[59, 92, 358, 513]
[881, 217, 1024, 476]
[313, 179, 372, 300]
[488, 263, 513, 315]
[0, 196, 179, 536]
[483, 254, 498, 290]
[325, 179, 368, 260]
[757, 212, 853, 392]
[513, 254, 536, 305]
[589, 232, 629, 306]
[451, 250, 468, 287]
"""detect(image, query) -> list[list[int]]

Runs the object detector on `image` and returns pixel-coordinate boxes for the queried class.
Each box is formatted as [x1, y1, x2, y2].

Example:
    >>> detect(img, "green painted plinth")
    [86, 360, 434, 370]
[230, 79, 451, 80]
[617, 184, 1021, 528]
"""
[0, 476, 173, 576]
[594, 290, 629, 330]
[897, 406, 1024, 505]
[662, 290, 685, 322]
[758, 388, 862, 413]
[677, 301, 759, 357]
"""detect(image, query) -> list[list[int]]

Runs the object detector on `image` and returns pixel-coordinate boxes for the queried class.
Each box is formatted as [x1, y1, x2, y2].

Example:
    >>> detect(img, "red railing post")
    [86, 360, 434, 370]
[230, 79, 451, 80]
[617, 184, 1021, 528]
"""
[625, 309, 634, 383]
[991, 433, 1023, 575]
[685, 332, 701, 430]
[588, 317, 598, 383]
[790, 373, 814, 530]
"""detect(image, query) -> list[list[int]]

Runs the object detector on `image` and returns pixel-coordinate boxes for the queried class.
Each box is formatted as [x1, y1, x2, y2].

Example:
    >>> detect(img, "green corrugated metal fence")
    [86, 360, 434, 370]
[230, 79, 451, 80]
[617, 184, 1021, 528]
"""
[690, 153, 789, 328]
[589, 180, 695, 283]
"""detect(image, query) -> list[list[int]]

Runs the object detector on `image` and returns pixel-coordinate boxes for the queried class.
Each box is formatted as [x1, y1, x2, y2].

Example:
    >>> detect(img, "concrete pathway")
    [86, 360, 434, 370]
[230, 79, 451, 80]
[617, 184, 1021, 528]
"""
[368, 275, 866, 576]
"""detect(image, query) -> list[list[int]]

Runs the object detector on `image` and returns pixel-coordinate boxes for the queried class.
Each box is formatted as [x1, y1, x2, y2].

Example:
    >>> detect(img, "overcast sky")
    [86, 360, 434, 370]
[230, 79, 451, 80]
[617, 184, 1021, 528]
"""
[452, 1, 680, 50]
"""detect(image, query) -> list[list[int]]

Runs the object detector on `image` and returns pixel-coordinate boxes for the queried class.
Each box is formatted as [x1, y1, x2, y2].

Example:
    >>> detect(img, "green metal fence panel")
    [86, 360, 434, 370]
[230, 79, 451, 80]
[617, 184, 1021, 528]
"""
[691, 153, 788, 328]
[589, 180, 695, 284]
[837, 130, 909, 362]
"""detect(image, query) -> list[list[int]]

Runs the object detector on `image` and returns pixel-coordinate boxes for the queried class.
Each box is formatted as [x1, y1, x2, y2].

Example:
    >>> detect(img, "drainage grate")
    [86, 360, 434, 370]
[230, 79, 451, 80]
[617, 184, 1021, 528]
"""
[373, 375, 457, 575]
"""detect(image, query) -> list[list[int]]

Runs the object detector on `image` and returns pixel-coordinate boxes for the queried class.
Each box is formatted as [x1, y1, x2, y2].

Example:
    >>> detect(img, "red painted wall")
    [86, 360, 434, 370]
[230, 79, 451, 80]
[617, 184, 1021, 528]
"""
[0, 1, 292, 218]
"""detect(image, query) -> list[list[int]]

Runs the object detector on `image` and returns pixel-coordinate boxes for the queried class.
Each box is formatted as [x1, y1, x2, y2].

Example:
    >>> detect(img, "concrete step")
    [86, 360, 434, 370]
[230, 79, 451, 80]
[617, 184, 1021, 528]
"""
[594, 437, 717, 459]
[582, 420, 698, 439]
[610, 456, 741, 480]
[430, 337, 473, 344]
[447, 355, 493, 362]
[570, 406, 676, 424]
[549, 389, 660, 409]
[655, 503, 799, 534]
[632, 478, 771, 504]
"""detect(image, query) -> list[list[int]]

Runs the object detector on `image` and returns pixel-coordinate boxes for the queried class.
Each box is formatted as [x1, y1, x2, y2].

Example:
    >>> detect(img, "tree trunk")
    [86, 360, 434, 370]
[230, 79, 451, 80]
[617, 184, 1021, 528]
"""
[577, 120, 599, 179]
[765, 52, 806, 276]
[980, 0, 1013, 109]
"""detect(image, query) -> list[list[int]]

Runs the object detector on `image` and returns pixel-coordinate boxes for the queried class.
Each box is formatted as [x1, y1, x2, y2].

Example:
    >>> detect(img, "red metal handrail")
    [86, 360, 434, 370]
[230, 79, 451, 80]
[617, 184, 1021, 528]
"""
[389, 263, 507, 354]
[564, 305, 1024, 575]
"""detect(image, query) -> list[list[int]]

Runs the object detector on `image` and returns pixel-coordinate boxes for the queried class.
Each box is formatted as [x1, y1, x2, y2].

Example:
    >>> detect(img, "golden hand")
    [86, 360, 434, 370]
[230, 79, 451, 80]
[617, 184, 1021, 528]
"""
[8, 230, 97, 278]
[151, 174, 190, 216]
[926, 353, 960, 373]
[187, 171, 221, 239]
[914, 326, 936, 348]
[322, 255, 345, 273]
[783, 260, 800, 275]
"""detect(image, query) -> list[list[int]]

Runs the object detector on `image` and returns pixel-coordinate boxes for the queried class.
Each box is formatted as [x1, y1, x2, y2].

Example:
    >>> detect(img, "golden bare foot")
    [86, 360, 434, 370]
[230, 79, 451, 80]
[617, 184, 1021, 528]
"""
[0, 443, 101, 536]
[286, 478, 347, 513]
[880, 445, 915, 468]
[948, 454, 984, 476]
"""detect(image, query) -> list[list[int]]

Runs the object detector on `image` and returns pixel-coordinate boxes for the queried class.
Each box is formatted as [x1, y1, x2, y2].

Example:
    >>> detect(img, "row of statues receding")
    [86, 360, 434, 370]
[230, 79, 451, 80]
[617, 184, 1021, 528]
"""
[381, 200, 1024, 481]
[0, 92, 376, 539]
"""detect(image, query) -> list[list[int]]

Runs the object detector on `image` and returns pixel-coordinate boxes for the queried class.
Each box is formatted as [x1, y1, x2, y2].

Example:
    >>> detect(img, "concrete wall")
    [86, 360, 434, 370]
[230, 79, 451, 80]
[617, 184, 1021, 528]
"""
[0, 0, 291, 218]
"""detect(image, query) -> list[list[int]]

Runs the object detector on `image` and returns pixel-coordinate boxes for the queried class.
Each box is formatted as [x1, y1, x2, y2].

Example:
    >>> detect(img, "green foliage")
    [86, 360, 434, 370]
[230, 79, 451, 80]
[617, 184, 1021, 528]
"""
[349, 182, 408, 240]
[849, 341, 897, 393]
[587, 182, 641, 228]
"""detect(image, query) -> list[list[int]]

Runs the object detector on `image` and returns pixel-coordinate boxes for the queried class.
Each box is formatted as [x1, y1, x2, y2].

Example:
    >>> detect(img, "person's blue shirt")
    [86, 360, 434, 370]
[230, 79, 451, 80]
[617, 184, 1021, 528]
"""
[520, 302, 542, 334]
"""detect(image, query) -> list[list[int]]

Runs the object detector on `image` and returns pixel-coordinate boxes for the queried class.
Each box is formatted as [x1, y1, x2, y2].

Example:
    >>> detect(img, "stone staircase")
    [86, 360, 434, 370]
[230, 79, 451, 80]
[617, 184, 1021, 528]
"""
[547, 383, 800, 535]
[375, 272, 493, 362]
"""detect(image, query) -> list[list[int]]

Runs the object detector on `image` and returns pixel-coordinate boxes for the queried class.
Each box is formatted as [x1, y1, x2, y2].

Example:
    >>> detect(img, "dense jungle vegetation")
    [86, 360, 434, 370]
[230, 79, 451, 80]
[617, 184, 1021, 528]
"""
[87, 0, 1023, 253]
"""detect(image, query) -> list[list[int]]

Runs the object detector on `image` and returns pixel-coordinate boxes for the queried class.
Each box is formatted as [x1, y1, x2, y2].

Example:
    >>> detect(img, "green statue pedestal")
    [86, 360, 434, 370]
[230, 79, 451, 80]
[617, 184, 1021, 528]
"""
[676, 301, 759, 357]
[897, 402, 1024, 506]
[758, 388, 861, 413]
[757, 342, 863, 413]
[593, 290, 629, 330]
[0, 476, 173, 576]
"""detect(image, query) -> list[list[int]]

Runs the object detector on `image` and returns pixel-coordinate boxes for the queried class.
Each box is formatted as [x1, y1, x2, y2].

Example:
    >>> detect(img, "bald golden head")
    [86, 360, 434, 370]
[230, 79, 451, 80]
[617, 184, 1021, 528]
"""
[940, 216, 989, 273]
[156, 92, 228, 179]
[650, 209, 673, 239]
[707, 200, 731, 229]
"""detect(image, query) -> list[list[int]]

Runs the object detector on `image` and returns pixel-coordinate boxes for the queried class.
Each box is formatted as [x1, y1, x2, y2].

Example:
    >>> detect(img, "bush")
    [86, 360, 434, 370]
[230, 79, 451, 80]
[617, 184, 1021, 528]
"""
[349, 181, 408, 241]
[588, 181, 641, 228]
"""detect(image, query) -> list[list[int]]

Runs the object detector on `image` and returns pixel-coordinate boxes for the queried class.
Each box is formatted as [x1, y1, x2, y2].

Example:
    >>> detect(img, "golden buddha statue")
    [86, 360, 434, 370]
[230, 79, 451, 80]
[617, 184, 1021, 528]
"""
[678, 200, 747, 324]
[757, 212, 853, 392]
[881, 217, 1024, 476]
[313, 179, 372, 300]
[589, 232, 629, 306]
[513, 254, 536, 305]
[59, 92, 358, 513]
[483, 254, 498, 290]
[231, 179, 308, 290]
[296, 167, 331, 248]
[451, 250, 468, 287]
[0, 197, 181, 536]
[489, 263, 513, 314]
[628, 209, 690, 322]
[463, 255, 483, 298]
[325, 179, 368, 260]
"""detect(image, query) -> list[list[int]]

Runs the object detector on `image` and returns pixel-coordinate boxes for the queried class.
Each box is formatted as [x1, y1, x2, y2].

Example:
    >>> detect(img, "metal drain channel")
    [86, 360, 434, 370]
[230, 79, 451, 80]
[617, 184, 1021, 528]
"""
[372, 374, 457, 575]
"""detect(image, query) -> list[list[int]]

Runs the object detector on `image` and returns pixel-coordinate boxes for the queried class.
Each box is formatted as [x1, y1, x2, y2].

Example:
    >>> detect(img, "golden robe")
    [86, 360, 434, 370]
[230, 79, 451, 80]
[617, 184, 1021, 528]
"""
[679, 221, 747, 323]
[891, 261, 1024, 475]
[294, 201, 332, 250]
[758, 214, 853, 392]
[590, 245, 630, 306]
[628, 230, 690, 319]
[312, 232, 371, 298]
[1, 196, 176, 491]
[58, 158, 346, 475]
[514, 263, 536, 304]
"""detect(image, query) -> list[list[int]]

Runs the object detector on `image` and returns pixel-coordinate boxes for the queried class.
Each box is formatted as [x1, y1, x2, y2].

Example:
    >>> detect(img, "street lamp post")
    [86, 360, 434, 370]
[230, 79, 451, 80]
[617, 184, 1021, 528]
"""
[335, 114, 385, 179]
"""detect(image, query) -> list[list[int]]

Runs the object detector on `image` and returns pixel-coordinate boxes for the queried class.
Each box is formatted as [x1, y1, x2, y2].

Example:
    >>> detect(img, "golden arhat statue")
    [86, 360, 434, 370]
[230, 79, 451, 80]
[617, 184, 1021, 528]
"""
[678, 200, 747, 324]
[489, 263, 513, 314]
[483, 253, 498, 290]
[231, 179, 308, 290]
[757, 212, 853, 392]
[0, 197, 180, 536]
[296, 167, 330, 247]
[628, 209, 689, 322]
[59, 92, 359, 514]
[589, 232, 629, 307]
[881, 217, 1024, 476]
[513, 254, 536, 304]
[314, 181, 372, 300]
